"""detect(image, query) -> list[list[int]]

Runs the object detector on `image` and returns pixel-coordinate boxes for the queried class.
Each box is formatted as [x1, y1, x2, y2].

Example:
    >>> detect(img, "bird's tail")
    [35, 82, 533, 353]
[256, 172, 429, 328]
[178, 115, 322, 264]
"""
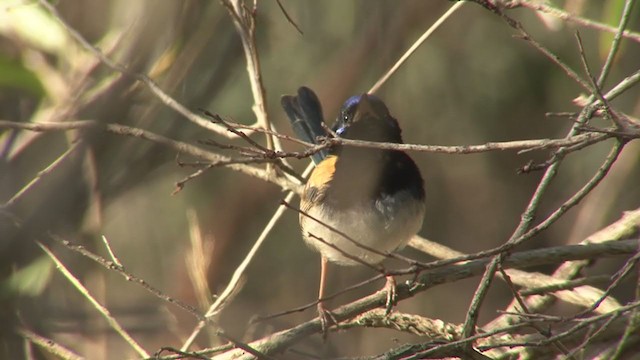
[281, 86, 329, 164]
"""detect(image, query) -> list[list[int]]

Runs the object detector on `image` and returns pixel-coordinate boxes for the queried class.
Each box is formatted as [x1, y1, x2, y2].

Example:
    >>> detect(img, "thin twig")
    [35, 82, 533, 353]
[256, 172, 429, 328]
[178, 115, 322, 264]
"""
[575, 31, 625, 130]
[220, 0, 274, 155]
[574, 252, 640, 317]
[38, 242, 150, 358]
[264, 233, 632, 336]
[203, 111, 270, 153]
[498, 266, 573, 357]
[486, 208, 640, 333]
[461, 254, 499, 340]
[518, 275, 610, 296]
[505, 0, 640, 43]
[100, 235, 122, 268]
[609, 267, 640, 360]
[514, 141, 626, 244]
[38, 233, 269, 359]
[368, 1, 466, 94]
[3, 119, 624, 155]
[180, 166, 312, 351]
[596, 0, 637, 87]
[478, 304, 638, 354]
[155, 347, 209, 360]
[18, 328, 84, 360]
[488, 142, 627, 358]
[173, 164, 214, 195]
[211, 239, 638, 359]
[410, 236, 619, 312]
[3, 143, 79, 208]
[151, 344, 235, 360]
[36, 0, 253, 139]
[0, 120, 300, 193]
[564, 311, 623, 359]
[275, 0, 303, 35]
[457, 1, 637, 347]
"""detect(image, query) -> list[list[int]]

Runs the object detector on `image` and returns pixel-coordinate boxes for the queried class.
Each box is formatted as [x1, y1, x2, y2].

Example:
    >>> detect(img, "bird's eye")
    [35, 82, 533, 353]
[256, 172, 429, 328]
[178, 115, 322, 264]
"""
[342, 106, 357, 123]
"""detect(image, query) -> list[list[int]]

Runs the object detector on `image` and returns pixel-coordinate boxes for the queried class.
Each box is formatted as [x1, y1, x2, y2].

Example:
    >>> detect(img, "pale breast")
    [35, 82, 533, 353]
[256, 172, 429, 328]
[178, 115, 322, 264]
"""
[300, 190, 425, 266]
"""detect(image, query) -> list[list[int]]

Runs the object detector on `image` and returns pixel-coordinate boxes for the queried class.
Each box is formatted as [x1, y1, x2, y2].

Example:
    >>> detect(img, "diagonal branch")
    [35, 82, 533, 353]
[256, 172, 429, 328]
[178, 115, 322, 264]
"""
[36, 0, 253, 139]
[220, 0, 274, 154]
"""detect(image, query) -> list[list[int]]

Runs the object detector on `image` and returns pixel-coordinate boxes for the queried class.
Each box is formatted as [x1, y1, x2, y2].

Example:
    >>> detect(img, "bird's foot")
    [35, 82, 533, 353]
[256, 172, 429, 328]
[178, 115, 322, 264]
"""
[383, 275, 398, 315]
[317, 302, 337, 338]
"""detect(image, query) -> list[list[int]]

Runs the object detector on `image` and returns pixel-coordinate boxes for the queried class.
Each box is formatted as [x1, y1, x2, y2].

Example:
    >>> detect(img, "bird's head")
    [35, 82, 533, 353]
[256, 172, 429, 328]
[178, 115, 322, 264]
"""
[333, 94, 402, 144]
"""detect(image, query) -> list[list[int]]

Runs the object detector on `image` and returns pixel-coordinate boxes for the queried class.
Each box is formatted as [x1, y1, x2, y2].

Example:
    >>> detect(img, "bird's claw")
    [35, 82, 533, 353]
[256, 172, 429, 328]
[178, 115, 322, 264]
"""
[318, 303, 337, 338]
[383, 276, 398, 315]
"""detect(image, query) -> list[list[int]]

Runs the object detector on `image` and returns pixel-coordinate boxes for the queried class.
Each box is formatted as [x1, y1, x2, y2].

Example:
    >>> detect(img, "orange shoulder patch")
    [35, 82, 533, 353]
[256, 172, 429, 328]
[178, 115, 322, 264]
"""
[307, 155, 337, 189]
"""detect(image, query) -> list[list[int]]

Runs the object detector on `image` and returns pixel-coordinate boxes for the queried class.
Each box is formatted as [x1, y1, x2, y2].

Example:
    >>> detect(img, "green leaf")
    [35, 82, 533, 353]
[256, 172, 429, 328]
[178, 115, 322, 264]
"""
[0, 55, 45, 96]
[0, 256, 53, 298]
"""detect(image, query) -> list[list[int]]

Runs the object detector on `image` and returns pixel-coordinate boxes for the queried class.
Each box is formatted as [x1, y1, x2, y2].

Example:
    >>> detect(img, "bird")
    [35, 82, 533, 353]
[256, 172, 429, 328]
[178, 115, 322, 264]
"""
[281, 86, 426, 332]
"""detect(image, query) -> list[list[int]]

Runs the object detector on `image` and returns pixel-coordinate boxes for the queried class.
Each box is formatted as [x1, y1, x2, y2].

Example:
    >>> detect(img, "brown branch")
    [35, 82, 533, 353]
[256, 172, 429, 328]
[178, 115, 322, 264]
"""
[275, 0, 303, 35]
[179, 167, 314, 351]
[518, 275, 610, 296]
[18, 328, 84, 360]
[0, 120, 301, 193]
[330, 131, 616, 154]
[595, 0, 637, 87]
[461, 140, 625, 344]
[339, 308, 463, 339]
[36, 230, 270, 359]
[609, 275, 640, 359]
[220, 0, 274, 155]
[409, 236, 620, 313]
[457, 1, 638, 347]
[498, 266, 573, 357]
[575, 252, 640, 317]
[575, 31, 627, 130]
[3, 143, 80, 208]
[487, 208, 640, 333]
[2, 120, 630, 158]
[39, 242, 150, 357]
[211, 239, 638, 359]
[0, 208, 270, 360]
[368, 2, 466, 94]
[504, 0, 640, 44]
[36, 0, 254, 139]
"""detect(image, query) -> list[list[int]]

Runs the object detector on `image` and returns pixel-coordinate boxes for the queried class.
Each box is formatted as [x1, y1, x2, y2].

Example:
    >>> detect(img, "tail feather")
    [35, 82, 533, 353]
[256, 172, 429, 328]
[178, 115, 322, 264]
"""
[281, 86, 329, 164]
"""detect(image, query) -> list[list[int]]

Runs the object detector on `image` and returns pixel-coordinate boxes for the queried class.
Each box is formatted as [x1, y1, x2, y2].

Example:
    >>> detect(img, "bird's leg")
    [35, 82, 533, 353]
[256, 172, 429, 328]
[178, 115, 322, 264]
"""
[383, 275, 397, 315]
[317, 256, 337, 337]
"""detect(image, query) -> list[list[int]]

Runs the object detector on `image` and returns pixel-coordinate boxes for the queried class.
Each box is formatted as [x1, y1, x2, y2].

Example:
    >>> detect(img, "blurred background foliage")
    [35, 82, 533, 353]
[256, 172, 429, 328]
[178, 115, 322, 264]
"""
[0, 0, 639, 358]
